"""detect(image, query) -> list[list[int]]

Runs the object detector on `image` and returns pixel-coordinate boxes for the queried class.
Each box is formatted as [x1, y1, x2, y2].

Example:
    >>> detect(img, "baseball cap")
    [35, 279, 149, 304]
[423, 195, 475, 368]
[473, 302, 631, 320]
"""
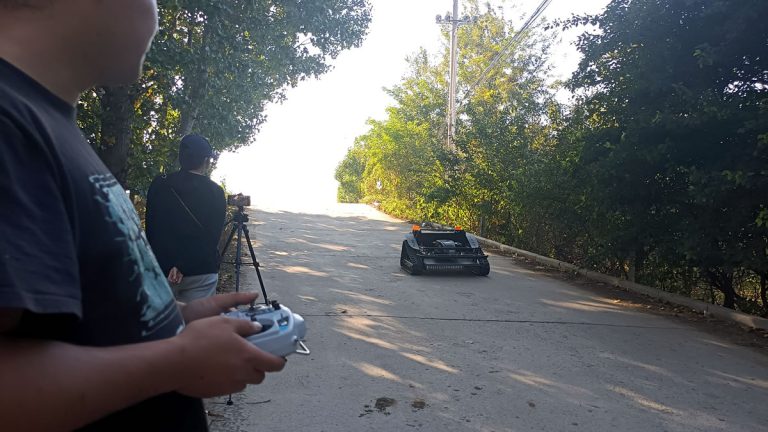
[179, 134, 215, 158]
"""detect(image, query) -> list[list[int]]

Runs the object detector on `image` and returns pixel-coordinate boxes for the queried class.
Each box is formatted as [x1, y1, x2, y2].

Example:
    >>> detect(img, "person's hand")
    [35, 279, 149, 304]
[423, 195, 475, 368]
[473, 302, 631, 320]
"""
[174, 316, 286, 398]
[180, 292, 260, 323]
[168, 267, 184, 284]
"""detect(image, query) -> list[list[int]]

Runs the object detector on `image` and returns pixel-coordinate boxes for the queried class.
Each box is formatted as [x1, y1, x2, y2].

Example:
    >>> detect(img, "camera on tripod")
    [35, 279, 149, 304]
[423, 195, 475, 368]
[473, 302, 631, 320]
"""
[227, 193, 251, 207]
[218, 194, 311, 388]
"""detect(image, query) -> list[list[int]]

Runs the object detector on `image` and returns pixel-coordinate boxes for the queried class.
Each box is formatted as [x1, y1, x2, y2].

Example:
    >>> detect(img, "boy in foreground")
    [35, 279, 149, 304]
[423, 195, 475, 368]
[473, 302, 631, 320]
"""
[0, 1, 285, 430]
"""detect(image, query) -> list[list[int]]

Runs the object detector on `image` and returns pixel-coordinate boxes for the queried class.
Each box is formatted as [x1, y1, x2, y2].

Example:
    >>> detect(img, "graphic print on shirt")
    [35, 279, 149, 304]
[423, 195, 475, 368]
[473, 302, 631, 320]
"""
[90, 174, 179, 336]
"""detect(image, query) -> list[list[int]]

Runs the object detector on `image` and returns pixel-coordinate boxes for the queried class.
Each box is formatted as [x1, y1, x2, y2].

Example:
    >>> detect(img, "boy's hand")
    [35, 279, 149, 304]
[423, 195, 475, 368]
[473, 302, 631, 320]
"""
[174, 315, 286, 397]
[167, 267, 184, 284]
[179, 292, 260, 323]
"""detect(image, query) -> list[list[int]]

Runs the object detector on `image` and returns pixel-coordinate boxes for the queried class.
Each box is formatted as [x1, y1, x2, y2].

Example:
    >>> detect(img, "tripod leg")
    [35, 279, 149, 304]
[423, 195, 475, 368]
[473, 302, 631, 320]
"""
[220, 222, 238, 263]
[235, 222, 243, 293]
[242, 225, 269, 305]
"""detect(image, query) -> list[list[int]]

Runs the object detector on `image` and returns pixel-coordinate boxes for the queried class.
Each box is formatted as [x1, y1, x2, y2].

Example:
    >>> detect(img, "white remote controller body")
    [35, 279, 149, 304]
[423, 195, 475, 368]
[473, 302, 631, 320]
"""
[224, 301, 309, 357]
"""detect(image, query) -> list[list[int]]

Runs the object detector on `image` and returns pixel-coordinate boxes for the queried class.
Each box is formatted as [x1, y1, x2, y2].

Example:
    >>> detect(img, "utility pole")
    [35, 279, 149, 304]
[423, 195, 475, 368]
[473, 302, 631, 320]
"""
[436, 1, 476, 152]
[447, 0, 459, 151]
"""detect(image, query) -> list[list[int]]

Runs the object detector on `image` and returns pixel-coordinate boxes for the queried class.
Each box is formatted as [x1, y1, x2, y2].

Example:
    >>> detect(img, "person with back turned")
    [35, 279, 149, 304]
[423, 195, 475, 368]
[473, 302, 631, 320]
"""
[146, 134, 227, 303]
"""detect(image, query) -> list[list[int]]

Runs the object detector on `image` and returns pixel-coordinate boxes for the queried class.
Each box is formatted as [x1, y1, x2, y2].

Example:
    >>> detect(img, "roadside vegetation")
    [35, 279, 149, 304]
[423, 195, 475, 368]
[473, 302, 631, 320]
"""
[335, 0, 768, 315]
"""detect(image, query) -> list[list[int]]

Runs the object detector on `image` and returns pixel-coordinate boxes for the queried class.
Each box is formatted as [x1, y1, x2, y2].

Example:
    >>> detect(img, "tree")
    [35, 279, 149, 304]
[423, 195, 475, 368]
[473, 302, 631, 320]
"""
[337, 2, 560, 234]
[79, 0, 372, 192]
[566, 0, 768, 308]
[335, 142, 366, 203]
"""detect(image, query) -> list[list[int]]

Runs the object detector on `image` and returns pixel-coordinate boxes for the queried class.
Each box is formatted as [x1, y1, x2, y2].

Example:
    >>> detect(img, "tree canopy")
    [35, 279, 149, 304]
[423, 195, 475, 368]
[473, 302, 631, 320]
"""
[79, 0, 372, 192]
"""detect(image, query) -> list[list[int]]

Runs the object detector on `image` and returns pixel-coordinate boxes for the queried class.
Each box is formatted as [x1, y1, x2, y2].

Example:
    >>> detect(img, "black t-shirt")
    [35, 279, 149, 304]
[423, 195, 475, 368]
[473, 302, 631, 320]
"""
[0, 59, 207, 431]
[146, 171, 226, 276]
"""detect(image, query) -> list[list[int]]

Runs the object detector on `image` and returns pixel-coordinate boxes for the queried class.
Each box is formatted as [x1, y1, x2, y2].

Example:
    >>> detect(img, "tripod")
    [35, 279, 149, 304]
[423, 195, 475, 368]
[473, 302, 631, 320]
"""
[219, 205, 269, 305]
[219, 205, 269, 406]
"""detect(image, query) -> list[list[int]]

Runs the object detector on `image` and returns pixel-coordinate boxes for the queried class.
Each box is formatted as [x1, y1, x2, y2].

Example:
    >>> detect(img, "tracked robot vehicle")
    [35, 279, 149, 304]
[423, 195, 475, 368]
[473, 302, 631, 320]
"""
[400, 223, 490, 276]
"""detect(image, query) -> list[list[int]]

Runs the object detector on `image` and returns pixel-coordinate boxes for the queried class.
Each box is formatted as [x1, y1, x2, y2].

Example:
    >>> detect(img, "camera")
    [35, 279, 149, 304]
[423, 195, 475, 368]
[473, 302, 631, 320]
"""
[227, 193, 251, 207]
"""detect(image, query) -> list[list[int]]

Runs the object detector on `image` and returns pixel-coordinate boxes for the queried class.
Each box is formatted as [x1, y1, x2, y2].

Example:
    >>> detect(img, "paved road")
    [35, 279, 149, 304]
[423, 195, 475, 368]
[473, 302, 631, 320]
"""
[208, 204, 768, 432]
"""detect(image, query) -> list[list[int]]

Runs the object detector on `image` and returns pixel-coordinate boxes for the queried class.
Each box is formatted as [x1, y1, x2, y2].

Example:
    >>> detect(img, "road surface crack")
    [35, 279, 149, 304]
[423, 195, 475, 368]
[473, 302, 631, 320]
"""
[305, 313, 685, 330]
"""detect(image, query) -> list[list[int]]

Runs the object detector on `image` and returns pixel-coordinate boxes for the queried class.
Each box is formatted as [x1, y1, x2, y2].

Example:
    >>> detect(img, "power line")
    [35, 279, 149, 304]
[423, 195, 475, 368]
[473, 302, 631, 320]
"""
[468, 0, 553, 94]
[458, 0, 554, 108]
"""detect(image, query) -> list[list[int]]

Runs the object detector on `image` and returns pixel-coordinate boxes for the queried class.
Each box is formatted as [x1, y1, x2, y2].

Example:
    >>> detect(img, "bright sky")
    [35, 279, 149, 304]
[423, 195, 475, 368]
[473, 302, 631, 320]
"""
[213, 0, 610, 212]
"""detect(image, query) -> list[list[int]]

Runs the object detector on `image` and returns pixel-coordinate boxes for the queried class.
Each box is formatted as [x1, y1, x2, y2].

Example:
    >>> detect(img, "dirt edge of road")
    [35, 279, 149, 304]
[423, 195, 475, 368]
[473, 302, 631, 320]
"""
[487, 247, 768, 355]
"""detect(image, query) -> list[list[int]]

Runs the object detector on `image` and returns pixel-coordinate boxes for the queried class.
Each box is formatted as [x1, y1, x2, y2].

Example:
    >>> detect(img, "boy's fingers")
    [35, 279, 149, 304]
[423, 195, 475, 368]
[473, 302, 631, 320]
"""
[250, 349, 287, 372]
[221, 315, 286, 372]
[227, 316, 262, 336]
[213, 292, 260, 311]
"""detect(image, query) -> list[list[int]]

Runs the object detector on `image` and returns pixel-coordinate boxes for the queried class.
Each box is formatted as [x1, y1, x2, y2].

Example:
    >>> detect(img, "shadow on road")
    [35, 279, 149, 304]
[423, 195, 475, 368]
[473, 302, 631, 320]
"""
[210, 205, 768, 432]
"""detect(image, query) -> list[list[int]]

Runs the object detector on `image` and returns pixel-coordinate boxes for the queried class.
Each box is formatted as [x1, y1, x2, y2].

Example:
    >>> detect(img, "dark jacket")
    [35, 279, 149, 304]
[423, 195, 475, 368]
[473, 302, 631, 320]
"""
[145, 171, 226, 276]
